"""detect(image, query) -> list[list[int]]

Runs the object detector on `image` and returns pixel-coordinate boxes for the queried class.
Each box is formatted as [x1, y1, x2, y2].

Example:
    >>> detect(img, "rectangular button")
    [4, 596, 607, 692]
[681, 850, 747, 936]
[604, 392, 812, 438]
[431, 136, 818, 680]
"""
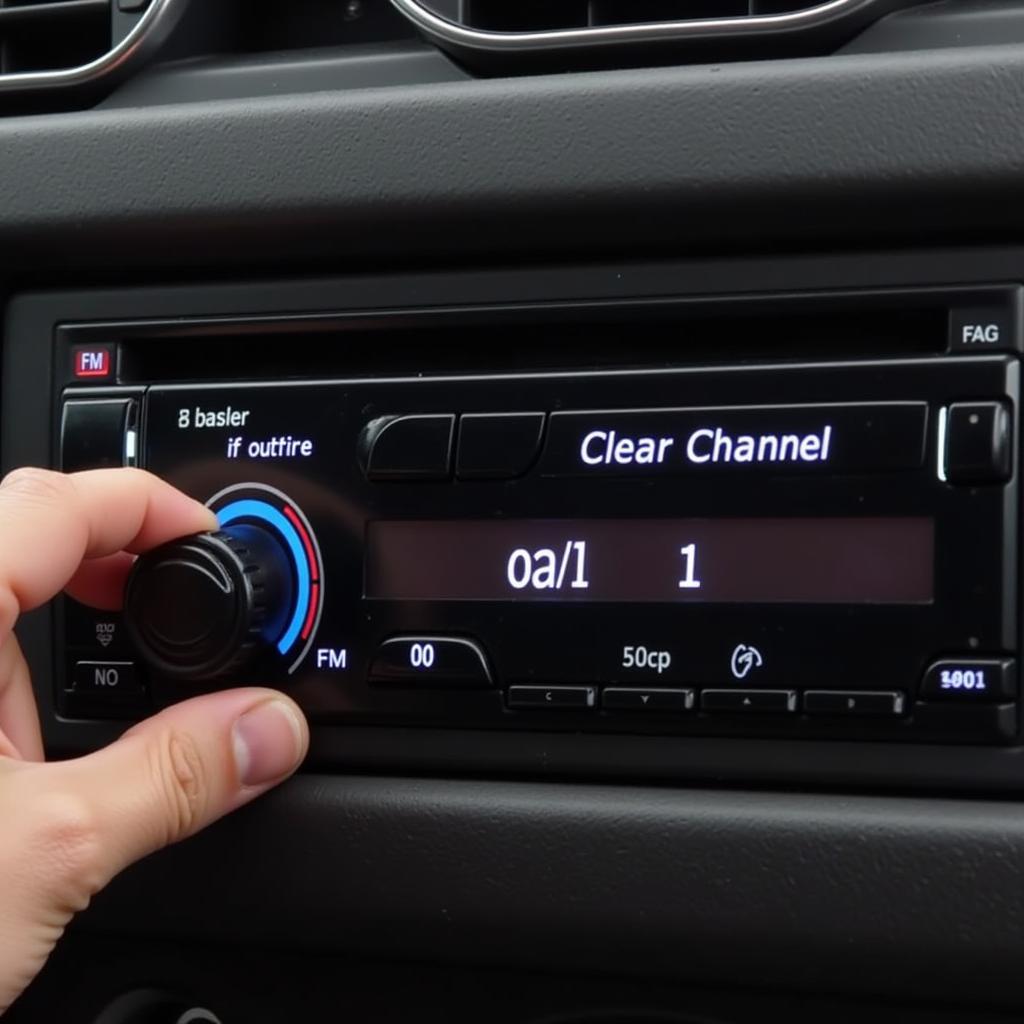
[701, 689, 797, 713]
[803, 690, 906, 716]
[507, 685, 596, 709]
[72, 345, 114, 380]
[540, 404, 927, 478]
[61, 398, 134, 472]
[369, 636, 493, 688]
[456, 412, 546, 480]
[361, 414, 454, 481]
[603, 688, 694, 712]
[70, 661, 144, 698]
[943, 402, 1012, 484]
[920, 659, 1016, 702]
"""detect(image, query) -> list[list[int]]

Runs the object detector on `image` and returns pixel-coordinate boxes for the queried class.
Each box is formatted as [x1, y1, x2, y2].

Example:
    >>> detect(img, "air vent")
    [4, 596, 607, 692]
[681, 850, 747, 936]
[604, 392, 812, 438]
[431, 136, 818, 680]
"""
[220, 0, 418, 54]
[462, 0, 843, 34]
[390, 0, 928, 65]
[0, 0, 110, 75]
[0, 0, 184, 102]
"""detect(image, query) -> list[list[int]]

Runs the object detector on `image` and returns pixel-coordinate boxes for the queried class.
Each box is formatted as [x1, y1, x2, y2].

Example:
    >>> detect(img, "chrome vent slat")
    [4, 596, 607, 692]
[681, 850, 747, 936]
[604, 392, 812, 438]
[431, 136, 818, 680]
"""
[0, 0, 186, 98]
[390, 0, 925, 56]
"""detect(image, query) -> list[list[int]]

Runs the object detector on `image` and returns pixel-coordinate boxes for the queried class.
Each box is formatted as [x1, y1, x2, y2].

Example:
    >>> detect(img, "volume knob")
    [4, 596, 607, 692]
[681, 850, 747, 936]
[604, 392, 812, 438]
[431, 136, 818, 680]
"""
[124, 526, 293, 681]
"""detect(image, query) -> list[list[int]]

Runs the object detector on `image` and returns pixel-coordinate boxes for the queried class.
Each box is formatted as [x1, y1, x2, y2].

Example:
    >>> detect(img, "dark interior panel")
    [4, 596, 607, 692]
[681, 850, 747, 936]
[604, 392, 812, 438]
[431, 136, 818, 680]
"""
[4, 3, 1024, 1017]
[1, 255, 1023, 1018]
[3, 43, 1024, 273]
[46, 774, 1024, 1013]
[16, 933, 1022, 1024]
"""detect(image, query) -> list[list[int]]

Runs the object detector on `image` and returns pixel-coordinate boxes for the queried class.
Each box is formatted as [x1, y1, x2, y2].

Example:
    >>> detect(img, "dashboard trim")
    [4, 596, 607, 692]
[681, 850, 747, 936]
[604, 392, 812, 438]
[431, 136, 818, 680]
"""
[0, 0, 188, 98]
[389, 0, 915, 56]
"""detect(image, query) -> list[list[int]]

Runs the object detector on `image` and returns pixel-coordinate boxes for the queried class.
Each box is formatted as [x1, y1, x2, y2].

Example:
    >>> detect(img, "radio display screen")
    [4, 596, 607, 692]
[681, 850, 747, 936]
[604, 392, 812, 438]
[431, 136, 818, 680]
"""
[365, 517, 935, 604]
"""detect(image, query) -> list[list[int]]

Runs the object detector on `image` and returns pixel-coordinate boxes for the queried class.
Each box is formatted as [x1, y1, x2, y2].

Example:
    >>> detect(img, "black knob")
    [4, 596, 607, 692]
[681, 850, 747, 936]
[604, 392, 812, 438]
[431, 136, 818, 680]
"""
[124, 526, 293, 681]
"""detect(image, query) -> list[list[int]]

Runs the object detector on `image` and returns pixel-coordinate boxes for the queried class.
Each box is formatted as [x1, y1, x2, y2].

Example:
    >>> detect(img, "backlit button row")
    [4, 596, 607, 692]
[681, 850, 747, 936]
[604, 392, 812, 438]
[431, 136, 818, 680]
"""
[361, 412, 546, 481]
[506, 687, 906, 716]
[507, 686, 596, 709]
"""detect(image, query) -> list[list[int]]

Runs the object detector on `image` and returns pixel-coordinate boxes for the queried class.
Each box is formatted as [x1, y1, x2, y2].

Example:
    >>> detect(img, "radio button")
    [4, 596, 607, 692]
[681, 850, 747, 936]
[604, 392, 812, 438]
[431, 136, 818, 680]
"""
[71, 345, 114, 381]
[61, 398, 135, 472]
[701, 689, 797, 713]
[944, 402, 1012, 484]
[65, 660, 148, 718]
[507, 686, 596, 710]
[456, 412, 545, 480]
[369, 636, 492, 688]
[803, 690, 906, 716]
[920, 659, 1016, 702]
[603, 688, 694, 712]
[70, 660, 144, 698]
[361, 414, 454, 481]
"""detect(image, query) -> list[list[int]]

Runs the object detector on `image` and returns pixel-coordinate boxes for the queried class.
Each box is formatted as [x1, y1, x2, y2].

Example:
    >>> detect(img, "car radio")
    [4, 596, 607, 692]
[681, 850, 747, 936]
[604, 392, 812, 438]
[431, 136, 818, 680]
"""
[45, 283, 1021, 749]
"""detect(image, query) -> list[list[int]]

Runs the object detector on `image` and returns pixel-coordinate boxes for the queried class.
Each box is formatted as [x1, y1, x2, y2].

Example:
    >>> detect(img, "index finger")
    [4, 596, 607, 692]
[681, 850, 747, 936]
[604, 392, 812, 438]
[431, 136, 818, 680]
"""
[0, 467, 216, 633]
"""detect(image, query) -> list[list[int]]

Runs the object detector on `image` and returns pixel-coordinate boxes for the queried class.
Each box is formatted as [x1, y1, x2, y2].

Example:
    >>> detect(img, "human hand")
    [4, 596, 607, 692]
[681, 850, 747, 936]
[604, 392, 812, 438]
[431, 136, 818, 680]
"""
[0, 468, 309, 1015]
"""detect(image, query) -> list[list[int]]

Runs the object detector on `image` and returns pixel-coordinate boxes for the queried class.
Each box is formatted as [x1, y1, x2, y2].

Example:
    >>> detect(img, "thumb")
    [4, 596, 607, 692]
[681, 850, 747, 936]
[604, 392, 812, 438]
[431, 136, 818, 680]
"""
[0, 689, 307, 1013]
[41, 688, 308, 887]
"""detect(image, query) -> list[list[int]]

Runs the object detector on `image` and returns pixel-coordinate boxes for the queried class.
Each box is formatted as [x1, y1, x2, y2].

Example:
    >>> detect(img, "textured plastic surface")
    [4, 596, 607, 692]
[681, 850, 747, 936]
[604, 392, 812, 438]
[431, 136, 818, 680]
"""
[99, 43, 470, 109]
[5, 43, 1024, 269]
[75, 774, 1024, 1009]
[844, 0, 1024, 53]
[17, 933, 1023, 1023]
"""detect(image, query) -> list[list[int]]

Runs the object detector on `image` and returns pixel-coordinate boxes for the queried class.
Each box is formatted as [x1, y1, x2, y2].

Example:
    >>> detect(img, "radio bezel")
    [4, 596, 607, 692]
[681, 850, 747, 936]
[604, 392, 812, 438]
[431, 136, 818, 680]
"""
[5, 255, 1024, 791]
[64, 357, 1011, 750]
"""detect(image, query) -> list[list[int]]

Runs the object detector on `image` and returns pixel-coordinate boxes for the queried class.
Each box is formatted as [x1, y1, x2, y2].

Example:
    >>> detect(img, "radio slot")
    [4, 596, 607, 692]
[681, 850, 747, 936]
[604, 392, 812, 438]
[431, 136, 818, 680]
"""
[96, 294, 960, 385]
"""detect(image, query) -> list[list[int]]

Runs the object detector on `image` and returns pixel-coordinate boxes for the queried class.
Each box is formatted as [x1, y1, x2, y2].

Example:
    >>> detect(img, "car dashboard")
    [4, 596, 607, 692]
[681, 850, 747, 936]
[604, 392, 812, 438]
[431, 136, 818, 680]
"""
[4, 1, 1024, 1021]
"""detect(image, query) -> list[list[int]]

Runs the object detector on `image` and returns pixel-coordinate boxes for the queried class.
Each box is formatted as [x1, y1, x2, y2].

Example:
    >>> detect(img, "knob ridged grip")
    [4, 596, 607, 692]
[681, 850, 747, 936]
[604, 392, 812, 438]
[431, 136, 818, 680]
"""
[124, 527, 286, 681]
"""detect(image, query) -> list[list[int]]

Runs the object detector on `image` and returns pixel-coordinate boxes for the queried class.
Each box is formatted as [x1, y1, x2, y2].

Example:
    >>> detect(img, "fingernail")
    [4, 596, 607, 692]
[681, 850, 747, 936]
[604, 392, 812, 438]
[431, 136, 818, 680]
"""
[232, 699, 306, 787]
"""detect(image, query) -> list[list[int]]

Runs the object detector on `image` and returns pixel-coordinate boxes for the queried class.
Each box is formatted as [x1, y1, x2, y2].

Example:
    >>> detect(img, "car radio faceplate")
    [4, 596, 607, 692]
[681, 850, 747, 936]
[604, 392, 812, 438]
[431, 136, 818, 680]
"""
[6, 265, 1024, 787]
[51, 303, 1020, 748]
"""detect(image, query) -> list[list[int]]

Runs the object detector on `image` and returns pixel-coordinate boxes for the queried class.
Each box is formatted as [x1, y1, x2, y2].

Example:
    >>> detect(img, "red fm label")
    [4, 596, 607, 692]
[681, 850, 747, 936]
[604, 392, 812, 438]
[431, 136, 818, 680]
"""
[74, 348, 111, 378]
